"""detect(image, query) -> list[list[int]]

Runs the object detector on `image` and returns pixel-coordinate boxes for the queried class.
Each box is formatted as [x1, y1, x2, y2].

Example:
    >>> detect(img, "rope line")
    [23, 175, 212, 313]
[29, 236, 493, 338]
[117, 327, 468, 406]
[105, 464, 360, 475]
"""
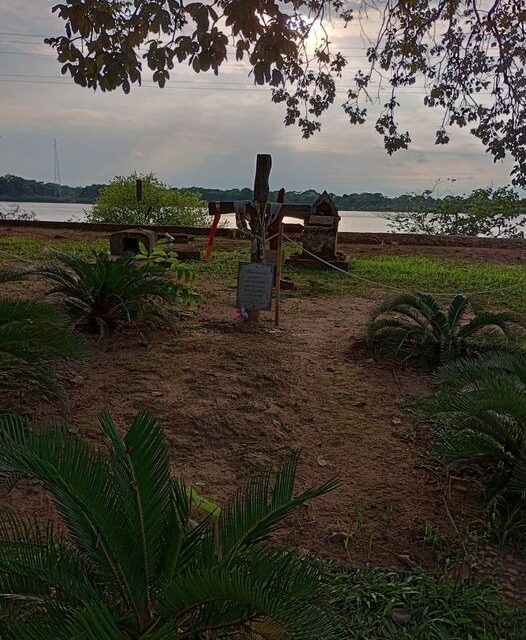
[282, 234, 526, 299]
[1, 240, 523, 300]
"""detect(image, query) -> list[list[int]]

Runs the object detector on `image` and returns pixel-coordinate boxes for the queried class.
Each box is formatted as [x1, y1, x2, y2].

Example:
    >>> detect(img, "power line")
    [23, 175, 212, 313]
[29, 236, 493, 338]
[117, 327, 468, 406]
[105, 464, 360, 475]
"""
[0, 31, 372, 50]
[0, 73, 428, 89]
[0, 77, 494, 95]
[0, 50, 55, 57]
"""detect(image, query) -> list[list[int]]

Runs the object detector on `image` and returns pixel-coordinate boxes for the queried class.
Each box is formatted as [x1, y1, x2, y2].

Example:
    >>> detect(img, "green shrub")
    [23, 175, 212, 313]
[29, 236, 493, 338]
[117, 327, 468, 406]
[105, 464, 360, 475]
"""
[0, 299, 86, 395]
[433, 351, 526, 505]
[36, 250, 198, 334]
[89, 173, 209, 227]
[0, 270, 86, 395]
[0, 410, 342, 639]
[367, 293, 523, 366]
[388, 185, 526, 238]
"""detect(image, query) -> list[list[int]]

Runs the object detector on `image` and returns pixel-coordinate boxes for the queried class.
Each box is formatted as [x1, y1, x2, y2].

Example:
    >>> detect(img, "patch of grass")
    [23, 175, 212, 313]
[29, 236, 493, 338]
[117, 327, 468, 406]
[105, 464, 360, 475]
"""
[193, 248, 250, 279]
[324, 562, 526, 639]
[0, 236, 108, 261]
[351, 255, 526, 312]
[1, 237, 524, 312]
[197, 250, 525, 311]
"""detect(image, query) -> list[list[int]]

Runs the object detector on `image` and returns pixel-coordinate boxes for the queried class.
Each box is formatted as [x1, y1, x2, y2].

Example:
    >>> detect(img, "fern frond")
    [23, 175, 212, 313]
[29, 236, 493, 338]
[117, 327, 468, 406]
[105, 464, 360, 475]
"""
[160, 547, 344, 640]
[218, 453, 339, 557]
[0, 415, 141, 619]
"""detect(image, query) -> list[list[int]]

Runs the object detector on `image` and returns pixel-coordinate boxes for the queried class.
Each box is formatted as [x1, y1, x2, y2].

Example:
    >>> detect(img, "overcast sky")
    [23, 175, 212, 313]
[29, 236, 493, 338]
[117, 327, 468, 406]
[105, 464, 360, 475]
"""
[0, 2, 517, 196]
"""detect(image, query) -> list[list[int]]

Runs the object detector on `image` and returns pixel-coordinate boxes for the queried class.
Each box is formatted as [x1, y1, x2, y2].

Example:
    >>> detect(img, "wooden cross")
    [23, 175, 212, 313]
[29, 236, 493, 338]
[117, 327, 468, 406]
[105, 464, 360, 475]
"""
[208, 153, 312, 259]
[208, 154, 313, 323]
[208, 154, 345, 322]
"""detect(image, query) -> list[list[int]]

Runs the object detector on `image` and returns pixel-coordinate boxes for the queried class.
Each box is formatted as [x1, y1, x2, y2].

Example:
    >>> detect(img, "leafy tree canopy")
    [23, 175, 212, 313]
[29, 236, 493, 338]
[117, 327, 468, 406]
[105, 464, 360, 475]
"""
[90, 173, 208, 226]
[389, 186, 526, 238]
[46, 1, 526, 186]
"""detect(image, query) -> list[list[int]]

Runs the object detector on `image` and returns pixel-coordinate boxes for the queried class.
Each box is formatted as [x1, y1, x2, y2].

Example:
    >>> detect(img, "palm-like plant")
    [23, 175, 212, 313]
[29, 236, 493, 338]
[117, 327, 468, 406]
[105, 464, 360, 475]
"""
[0, 410, 343, 639]
[367, 292, 522, 366]
[0, 268, 85, 394]
[434, 351, 526, 502]
[0, 299, 85, 394]
[36, 251, 198, 334]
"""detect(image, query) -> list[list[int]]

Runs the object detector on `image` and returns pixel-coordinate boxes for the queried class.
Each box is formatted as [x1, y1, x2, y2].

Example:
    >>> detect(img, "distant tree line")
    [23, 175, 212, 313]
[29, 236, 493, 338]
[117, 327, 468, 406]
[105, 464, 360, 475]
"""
[191, 187, 430, 212]
[1, 175, 428, 211]
[0, 175, 103, 204]
[2, 176, 525, 230]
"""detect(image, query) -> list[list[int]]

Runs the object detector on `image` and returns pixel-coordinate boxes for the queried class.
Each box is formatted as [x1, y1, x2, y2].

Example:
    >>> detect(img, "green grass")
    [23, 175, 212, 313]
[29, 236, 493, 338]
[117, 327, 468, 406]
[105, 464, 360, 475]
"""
[324, 563, 526, 639]
[195, 248, 525, 312]
[0, 236, 109, 261]
[0, 237, 524, 312]
[352, 255, 526, 312]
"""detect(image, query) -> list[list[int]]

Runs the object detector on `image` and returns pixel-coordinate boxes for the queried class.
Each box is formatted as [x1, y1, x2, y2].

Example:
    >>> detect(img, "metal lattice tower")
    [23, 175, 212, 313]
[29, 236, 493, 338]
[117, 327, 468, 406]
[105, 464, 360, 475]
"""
[53, 138, 61, 185]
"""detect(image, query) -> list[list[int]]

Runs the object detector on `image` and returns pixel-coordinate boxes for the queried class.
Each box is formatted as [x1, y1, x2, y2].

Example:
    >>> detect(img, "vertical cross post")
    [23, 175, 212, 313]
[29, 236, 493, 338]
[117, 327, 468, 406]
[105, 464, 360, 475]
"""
[251, 153, 272, 262]
[248, 154, 272, 322]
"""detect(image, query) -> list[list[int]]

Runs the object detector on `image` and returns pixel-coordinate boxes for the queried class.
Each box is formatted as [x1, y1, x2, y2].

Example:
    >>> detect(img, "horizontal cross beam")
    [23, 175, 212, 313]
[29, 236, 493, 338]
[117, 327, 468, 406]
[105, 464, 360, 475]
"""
[208, 201, 311, 221]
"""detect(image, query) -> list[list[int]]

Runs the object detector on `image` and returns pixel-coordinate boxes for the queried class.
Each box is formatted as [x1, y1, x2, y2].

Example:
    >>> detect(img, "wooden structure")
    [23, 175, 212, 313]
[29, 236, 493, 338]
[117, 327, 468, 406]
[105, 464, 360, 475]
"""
[286, 191, 349, 270]
[208, 157, 348, 272]
[109, 228, 197, 261]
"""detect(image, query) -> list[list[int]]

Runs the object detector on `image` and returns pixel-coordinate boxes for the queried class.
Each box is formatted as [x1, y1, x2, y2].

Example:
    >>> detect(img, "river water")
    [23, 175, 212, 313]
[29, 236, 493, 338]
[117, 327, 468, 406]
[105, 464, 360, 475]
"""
[0, 201, 394, 233]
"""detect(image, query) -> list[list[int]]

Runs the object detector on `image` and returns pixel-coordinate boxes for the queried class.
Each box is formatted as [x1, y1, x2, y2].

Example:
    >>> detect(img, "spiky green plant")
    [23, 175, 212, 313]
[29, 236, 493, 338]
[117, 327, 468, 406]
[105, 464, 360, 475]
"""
[0, 410, 343, 639]
[36, 251, 198, 334]
[434, 351, 526, 503]
[0, 268, 85, 395]
[0, 297, 86, 395]
[367, 292, 522, 366]
[0, 268, 27, 284]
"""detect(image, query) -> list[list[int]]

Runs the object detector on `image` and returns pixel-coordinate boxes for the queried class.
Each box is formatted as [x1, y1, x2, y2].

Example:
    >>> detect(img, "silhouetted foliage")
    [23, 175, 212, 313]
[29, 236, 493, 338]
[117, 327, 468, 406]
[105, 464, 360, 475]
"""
[45, 1, 526, 185]
[0, 174, 102, 203]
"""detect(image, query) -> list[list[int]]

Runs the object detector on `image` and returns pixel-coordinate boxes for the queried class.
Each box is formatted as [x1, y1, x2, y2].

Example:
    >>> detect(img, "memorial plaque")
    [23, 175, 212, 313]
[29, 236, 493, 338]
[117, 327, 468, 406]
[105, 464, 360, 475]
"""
[236, 262, 274, 311]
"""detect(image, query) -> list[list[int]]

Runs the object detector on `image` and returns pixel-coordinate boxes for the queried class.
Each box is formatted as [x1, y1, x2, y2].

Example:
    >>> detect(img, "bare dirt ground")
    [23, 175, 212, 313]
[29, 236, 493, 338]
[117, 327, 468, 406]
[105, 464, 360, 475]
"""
[1, 227, 526, 603]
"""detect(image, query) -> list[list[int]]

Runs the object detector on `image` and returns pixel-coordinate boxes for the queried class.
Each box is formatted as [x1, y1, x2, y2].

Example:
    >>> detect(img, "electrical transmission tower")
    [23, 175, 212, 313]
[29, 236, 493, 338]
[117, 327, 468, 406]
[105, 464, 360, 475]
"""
[53, 138, 61, 185]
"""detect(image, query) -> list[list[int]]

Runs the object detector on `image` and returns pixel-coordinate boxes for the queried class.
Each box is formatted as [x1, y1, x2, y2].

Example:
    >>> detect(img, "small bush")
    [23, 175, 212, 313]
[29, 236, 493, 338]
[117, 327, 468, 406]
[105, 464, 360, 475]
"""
[0, 295, 86, 395]
[0, 203, 36, 222]
[433, 351, 526, 505]
[388, 185, 526, 238]
[89, 173, 209, 227]
[0, 410, 342, 639]
[367, 292, 523, 366]
[36, 250, 198, 334]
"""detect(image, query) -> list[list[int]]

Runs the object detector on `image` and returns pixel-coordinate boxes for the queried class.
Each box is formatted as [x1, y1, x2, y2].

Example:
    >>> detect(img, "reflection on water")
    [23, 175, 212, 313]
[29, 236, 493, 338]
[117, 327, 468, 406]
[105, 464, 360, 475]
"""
[0, 201, 395, 233]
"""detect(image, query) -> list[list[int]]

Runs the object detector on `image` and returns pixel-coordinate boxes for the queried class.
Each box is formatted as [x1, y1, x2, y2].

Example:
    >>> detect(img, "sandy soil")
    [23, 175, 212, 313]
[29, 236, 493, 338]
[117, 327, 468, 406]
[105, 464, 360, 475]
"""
[1, 228, 526, 603]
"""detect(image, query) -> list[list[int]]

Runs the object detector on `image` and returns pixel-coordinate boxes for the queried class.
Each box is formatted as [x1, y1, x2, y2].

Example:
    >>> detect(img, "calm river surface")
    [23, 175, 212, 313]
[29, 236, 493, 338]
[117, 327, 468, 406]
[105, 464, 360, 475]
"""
[0, 201, 395, 233]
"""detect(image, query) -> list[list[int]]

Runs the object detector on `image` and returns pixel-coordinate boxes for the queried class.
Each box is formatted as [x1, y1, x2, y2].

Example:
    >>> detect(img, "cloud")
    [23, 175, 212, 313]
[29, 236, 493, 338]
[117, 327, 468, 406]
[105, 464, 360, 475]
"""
[0, 2, 518, 195]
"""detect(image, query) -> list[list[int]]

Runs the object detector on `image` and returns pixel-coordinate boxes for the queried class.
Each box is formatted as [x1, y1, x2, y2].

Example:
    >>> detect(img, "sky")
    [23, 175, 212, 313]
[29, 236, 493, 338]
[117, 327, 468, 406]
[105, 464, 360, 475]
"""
[0, 2, 516, 196]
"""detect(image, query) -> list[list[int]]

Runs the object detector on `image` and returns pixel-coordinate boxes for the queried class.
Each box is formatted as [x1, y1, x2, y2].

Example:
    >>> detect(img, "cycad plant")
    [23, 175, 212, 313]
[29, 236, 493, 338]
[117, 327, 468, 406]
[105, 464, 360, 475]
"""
[36, 251, 198, 334]
[434, 351, 526, 503]
[0, 410, 343, 639]
[367, 292, 521, 366]
[0, 268, 85, 394]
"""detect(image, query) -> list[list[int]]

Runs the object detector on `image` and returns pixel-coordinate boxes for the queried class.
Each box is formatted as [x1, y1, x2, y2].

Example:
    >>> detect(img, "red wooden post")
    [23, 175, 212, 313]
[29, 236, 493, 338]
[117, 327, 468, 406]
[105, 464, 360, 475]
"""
[269, 187, 285, 251]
